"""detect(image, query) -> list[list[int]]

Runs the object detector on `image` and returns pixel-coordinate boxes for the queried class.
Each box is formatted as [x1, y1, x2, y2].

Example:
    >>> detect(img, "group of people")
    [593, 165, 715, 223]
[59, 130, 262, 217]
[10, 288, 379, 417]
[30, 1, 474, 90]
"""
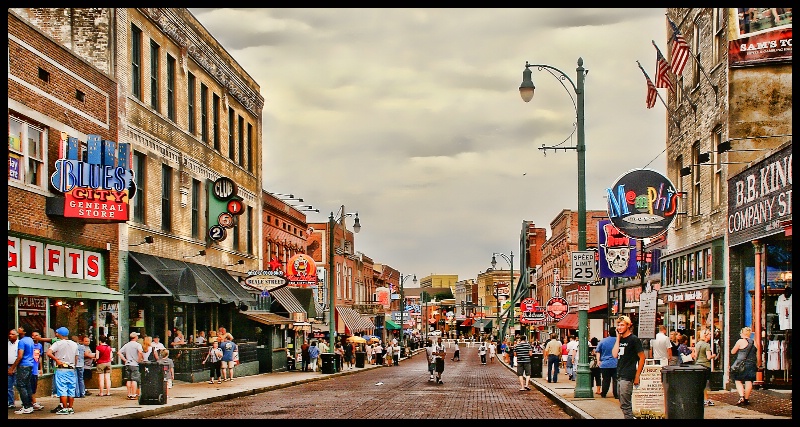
[201, 331, 238, 384]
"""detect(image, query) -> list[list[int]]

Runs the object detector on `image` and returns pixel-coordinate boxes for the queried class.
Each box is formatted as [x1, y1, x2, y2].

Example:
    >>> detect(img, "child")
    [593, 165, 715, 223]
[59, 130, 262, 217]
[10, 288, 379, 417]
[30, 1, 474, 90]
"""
[158, 349, 174, 396]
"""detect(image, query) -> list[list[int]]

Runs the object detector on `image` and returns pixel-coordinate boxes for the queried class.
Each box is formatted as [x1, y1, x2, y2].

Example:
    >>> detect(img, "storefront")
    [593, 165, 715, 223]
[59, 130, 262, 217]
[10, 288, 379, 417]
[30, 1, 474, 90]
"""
[727, 142, 792, 389]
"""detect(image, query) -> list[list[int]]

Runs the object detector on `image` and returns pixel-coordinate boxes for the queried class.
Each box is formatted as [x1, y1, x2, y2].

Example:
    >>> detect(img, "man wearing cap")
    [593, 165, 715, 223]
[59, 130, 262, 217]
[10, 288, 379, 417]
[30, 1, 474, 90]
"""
[612, 315, 645, 419]
[118, 332, 144, 400]
[45, 327, 78, 415]
[151, 335, 166, 353]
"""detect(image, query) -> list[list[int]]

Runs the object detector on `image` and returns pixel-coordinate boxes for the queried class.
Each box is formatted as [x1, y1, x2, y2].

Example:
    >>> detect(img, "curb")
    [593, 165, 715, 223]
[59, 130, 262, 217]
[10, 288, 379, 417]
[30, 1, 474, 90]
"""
[498, 358, 592, 420]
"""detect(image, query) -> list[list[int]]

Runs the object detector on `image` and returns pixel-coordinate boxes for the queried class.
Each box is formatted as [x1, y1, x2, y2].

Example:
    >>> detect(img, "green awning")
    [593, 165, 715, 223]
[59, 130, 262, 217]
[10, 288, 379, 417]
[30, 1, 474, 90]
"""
[473, 319, 493, 330]
[385, 320, 402, 330]
[8, 275, 123, 301]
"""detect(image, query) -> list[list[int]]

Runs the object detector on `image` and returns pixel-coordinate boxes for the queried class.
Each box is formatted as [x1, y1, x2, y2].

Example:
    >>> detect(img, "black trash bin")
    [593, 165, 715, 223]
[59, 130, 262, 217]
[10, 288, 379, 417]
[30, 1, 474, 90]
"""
[138, 362, 167, 405]
[661, 364, 707, 419]
[287, 356, 296, 371]
[321, 353, 337, 374]
[355, 351, 366, 368]
[531, 353, 544, 378]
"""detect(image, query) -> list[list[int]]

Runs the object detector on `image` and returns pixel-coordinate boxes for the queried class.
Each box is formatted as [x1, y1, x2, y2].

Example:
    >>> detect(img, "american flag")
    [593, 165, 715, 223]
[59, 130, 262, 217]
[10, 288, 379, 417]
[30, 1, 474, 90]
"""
[637, 61, 659, 109]
[653, 41, 674, 92]
[668, 19, 690, 76]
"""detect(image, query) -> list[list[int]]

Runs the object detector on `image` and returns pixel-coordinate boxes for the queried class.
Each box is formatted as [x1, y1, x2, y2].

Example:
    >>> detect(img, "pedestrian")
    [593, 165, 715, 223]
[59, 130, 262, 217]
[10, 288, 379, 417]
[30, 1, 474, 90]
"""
[561, 336, 569, 372]
[694, 329, 717, 406]
[731, 326, 757, 406]
[308, 341, 320, 372]
[668, 330, 681, 366]
[424, 339, 437, 382]
[595, 329, 618, 399]
[488, 340, 497, 363]
[94, 335, 113, 396]
[158, 349, 174, 395]
[500, 339, 510, 364]
[75, 335, 94, 397]
[478, 340, 487, 365]
[220, 333, 238, 381]
[151, 335, 166, 353]
[203, 340, 223, 384]
[677, 334, 693, 363]
[451, 342, 460, 362]
[543, 333, 562, 383]
[365, 341, 373, 365]
[612, 315, 645, 419]
[318, 339, 329, 356]
[344, 340, 355, 369]
[589, 337, 602, 395]
[334, 342, 344, 371]
[433, 337, 446, 384]
[566, 335, 579, 380]
[382, 340, 390, 367]
[301, 340, 310, 372]
[372, 341, 382, 366]
[392, 340, 401, 366]
[29, 331, 44, 410]
[172, 330, 187, 348]
[194, 331, 207, 346]
[8, 329, 19, 409]
[650, 325, 672, 366]
[11, 327, 35, 414]
[45, 327, 78, 415]
[207, 330, 218, 346]
[514, 335, 533, 391]
[118, 331, 144, 400]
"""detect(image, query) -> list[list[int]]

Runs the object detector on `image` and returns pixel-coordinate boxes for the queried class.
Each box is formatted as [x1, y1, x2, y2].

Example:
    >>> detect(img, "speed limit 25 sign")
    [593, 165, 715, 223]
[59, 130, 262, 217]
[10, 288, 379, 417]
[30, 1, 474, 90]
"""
[571, 251, 596, 283]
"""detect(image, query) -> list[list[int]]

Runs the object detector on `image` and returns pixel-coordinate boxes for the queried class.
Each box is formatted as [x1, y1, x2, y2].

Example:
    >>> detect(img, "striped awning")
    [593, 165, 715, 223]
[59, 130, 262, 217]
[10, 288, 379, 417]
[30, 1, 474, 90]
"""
[244, 311, 293, 326]
[336, 306, 374, 335]
[270, 287, 306, 314]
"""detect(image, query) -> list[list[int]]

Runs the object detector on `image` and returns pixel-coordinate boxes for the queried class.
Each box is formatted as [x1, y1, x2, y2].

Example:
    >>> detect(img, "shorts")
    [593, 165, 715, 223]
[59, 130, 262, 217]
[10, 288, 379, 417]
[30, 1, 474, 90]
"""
[732, 362, 757, 382]
[435, 358, 445, 373]
[54, 368, 77, 397]
[516, 361, 532, 377]
[96, 363, 112, 374]
[223, 360, 236, 369]
[125, 365, 141, 383]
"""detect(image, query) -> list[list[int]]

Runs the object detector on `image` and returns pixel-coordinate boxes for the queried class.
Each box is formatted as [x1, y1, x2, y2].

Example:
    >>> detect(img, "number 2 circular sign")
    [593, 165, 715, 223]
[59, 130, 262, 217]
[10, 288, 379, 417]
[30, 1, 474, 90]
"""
[208, 225, 227, 241]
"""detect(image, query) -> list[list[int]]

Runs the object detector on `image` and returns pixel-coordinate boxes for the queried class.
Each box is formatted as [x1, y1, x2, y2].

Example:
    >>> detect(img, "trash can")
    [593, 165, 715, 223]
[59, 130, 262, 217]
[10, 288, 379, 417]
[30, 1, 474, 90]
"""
[287, 357, 296, 371]
[661, 364, 706, 419]
[138, 362, 167, 405]
[355, 351, 366, 368]
[531, 353, 544, 378]
[321, 353, 337, 374]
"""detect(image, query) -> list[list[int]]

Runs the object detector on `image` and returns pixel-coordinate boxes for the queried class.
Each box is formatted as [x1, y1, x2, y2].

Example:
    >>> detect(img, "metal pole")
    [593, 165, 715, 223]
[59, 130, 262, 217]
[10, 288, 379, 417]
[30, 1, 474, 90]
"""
[510, 251, 513, 341]
[400, 275, 405, 348]
[328, 212, 336, 356]
[573, 57, 593, 398]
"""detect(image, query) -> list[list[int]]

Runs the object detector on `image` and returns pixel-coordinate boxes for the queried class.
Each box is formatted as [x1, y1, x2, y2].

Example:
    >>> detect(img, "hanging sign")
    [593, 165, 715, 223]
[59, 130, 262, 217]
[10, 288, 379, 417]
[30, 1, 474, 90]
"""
[285, 254, 317, 287]
[546, 297, 569, 321]
[606, 168, 678, 239]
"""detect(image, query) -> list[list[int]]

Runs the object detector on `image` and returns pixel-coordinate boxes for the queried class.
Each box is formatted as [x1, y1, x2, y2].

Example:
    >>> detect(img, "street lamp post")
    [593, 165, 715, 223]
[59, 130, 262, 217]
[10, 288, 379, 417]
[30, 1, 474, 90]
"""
[491, 252, 514, 342]
[399, 274, 417, 348]
[327, 205, 361, 361]
[519, 58, 592, 399]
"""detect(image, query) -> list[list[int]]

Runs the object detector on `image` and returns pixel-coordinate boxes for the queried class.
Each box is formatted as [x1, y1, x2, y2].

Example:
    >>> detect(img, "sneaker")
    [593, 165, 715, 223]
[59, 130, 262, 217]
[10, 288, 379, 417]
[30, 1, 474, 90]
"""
[217, 380, 222, 384]
[208, 380, 215, 384]
[67, 408, 74, 414]
[437, 380, 443, 384]
[14, 406, 34, 414]
[8, 404, 15, 409]
[32, 403, 44, 411]
[56, 407, 71, 415]
[50, 404, 63, 413]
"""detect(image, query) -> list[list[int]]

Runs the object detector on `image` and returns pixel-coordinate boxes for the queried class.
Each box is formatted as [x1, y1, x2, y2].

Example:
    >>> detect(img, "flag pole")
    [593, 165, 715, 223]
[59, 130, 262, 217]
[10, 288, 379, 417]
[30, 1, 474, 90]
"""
[636, 60, 680, 130]
[667, 18, 718, 96]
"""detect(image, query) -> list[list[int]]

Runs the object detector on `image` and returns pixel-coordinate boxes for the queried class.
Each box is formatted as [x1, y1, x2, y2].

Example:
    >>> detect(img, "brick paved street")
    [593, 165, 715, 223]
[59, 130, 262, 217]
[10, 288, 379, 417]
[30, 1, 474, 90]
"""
[150, 345, 572, 419]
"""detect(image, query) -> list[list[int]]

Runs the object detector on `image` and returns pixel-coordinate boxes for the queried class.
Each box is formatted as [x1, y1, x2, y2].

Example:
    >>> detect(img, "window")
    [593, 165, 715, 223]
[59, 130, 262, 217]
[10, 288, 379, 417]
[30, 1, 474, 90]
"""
[200, 84, 208, 143]
[192, 178, 201, 238]
[75, 90, 85, 102]
[246, 206, 253, 254]
[131, 25, 142, 100]
[238, 115, 244, 166]
[187, 72, 196, 134]
[675, 154, 684, 228]
[692, 23, 701, 88]
[692, 141, 701, 216]
[233, 212, 240, 251]
[711, 127, 723, 207]
[132, 151, 146, 223]
[161, 163, 172, 231]
[228, 108, 235, 160]
[212, 94, 220, 151]
[150, 40, 160, 111]
[167, 55, 176, 121]
[247, 123, 253, 172]
[712, 8, 724, 64]
[8, 117, 46, 188]
[676, 76, 683, 104]
[38, 67, 50, 82]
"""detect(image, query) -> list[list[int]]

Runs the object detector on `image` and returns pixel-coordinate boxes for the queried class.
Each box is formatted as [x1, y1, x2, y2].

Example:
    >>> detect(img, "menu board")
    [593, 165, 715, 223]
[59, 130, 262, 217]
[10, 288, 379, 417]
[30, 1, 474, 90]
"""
[632, 361, 666, 419]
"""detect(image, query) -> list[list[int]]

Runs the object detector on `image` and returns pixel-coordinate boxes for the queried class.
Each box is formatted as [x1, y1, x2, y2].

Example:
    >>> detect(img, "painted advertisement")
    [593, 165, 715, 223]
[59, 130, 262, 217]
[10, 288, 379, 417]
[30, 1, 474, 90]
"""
[606, 169, 678, 239]
[597, 219, 639, 279]
[285, 253, 318, 286]
[728, 8, 792, 67]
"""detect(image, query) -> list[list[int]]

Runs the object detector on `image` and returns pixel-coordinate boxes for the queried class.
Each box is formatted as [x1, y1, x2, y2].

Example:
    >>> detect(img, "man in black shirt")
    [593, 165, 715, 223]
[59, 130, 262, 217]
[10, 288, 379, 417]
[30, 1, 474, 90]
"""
[612, 315, 645, 419]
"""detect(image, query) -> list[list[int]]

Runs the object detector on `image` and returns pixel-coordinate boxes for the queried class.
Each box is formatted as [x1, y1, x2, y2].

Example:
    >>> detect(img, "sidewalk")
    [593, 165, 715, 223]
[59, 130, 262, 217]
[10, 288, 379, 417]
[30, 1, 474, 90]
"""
[497, 357, 791, 420]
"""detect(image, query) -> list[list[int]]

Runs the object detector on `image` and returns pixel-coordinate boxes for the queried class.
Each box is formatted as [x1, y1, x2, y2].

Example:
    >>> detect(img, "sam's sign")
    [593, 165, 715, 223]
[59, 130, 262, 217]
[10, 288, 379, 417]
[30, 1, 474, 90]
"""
[50, 134, 132, 222]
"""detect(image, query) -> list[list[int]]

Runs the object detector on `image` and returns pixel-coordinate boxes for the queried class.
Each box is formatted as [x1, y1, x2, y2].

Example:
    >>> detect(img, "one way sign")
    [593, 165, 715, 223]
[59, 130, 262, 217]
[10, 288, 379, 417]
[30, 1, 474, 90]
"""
[571, 251, 597, 283]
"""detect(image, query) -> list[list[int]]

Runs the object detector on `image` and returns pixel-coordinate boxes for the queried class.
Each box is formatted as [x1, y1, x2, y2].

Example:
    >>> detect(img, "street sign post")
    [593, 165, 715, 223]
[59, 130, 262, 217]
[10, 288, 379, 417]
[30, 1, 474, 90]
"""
[571, 250, 596, 282]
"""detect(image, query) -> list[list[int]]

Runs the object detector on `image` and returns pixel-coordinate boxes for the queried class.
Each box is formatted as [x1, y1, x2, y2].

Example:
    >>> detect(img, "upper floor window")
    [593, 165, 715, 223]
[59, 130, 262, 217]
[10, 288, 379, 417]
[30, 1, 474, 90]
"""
[228, 108, 235, 161]
[200, 84, 209, 143]
[131, 25, 142, 100]
[192, 178, 201, 238]
[247, 123, 253, 172]
[8, 117, 46, 189]
[167, 55, 176, 121]
[132, 151, 146, 224]
[712, 8, 724, 64]
[675, 154, 684, 228]
[213, 94, 220, 151]
[692, 23, 701, 88]
[691, 141, 701, 216]
[246, 206, 253, 254]
[161, 163, 173, 232]
[238, 115, 244, 167]
[711, 127, 723, 207]
[150, 40, 160, 111]
[187, 72, 196, 134]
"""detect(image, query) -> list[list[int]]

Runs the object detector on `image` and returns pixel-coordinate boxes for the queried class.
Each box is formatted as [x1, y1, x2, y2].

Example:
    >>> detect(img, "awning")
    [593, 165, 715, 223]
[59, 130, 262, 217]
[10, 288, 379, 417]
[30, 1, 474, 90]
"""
[556, 312, 579, 330]
[129, 252, 255, 305]
[588, 303, 608, 320]
[287, 287, 318, 318]
[269, 286, 306, 315]
[385, 320, 401, 330]
[589, 303, 607, 313]
[243, 311, 293, 326]
[336, 306, 374, 334]
[473, 319, 493, 330]
[460, 318, 475, 327]
[8, 275, 124, 301]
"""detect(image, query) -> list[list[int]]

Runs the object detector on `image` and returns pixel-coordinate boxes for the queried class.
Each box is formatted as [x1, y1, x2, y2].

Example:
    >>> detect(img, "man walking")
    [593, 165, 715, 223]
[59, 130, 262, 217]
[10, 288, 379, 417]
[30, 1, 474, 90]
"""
[514, 335, 533, 391]
[300, 340, 310, 372]
[595, 329, 619, 399]
[433, 337, 446, 384]
[118, 331, 143, 400]
[650, 325, 671, 365]
[220, 333, 238, 381]
[11, 327, 35, 414]
[424, 339, 436, 382]
[45, 327, 78, 414]
[478, 340, 487, 365]
[566, 335, 579, 380]
[8, 329, 19, 409]
[543, 333, 562, 383]
[612, 315, 645, 419]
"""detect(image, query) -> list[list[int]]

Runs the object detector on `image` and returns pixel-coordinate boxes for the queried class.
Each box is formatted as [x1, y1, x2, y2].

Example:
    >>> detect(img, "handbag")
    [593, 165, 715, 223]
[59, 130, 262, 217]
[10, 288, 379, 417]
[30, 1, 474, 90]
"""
[589, 356, 599, 369]
[731, 340, 753, 373]
[680, 353, 694, 363]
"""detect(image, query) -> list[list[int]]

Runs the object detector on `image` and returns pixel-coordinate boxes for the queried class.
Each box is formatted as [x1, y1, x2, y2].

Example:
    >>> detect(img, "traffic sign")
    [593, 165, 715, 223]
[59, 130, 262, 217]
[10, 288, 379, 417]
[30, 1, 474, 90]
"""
[546, 297, 569, 321]
[571, 250, 597, 282]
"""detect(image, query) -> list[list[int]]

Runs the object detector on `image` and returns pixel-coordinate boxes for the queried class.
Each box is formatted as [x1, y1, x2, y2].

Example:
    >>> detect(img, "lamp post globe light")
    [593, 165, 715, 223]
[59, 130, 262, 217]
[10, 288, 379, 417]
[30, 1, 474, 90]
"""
[491, 251, 513, 342]
[519, 58, 592, 399]
[399, 274, 417, 348]
[327, 205, 361, 362]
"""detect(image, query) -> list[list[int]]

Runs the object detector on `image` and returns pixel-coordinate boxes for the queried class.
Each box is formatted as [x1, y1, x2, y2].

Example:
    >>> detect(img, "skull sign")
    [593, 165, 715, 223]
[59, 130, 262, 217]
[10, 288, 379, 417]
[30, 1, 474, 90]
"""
[602, 223, 631, 274]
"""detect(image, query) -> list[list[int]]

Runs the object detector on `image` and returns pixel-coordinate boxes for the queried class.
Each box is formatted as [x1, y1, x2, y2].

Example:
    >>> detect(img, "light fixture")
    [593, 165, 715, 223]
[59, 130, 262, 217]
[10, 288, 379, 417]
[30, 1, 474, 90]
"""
[226, 259, 244, 266]
[183, 249, 206, 258]
[130, 236, 154, 246]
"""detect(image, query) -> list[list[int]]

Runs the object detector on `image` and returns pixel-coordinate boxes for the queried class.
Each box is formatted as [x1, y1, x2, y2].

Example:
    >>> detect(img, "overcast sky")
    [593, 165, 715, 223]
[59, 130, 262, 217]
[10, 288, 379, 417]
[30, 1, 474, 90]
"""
[190, 8, 669, 284]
